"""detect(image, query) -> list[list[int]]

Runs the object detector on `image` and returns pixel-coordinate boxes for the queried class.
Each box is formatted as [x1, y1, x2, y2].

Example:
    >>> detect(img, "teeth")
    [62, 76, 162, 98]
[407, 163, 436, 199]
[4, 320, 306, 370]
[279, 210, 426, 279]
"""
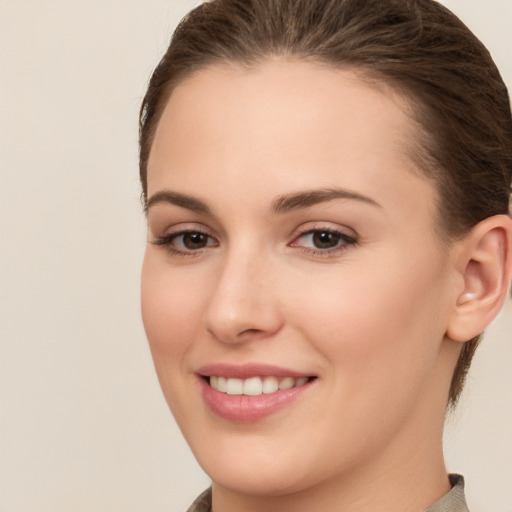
[217, 376, 227, 393]
[262, 376, 278, 394]
[278, 377, 295, 390]
[243, 377, 263, 396]
[209, 376, 310, 396]
[226, 378, 243, 395]
[296, 377, 308, 387]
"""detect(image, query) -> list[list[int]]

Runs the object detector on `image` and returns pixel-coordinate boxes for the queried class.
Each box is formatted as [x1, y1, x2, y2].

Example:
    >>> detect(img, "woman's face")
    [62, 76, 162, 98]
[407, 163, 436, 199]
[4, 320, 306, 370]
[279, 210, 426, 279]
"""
[142, 61, 460, 497]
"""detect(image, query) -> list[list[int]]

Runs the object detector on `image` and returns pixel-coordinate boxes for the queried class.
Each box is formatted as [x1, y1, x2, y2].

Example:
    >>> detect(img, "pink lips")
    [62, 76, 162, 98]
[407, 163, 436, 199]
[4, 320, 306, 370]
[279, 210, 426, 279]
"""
[197, 363, 312, 379]
[197, 363, 315, 422]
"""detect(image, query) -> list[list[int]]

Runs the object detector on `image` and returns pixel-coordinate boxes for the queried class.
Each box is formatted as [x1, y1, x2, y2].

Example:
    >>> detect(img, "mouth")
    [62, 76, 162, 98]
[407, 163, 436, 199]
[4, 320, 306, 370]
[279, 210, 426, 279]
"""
[197, 364, 317, 422]
[207, 375, 314, 396]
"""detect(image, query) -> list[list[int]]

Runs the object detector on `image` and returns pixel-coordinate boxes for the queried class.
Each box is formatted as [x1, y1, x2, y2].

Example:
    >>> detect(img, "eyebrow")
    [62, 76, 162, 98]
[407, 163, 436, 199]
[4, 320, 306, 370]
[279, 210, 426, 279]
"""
[145, 190, 210, 214]
[271, 188, 382, 213]
[145, 187, 381, 215]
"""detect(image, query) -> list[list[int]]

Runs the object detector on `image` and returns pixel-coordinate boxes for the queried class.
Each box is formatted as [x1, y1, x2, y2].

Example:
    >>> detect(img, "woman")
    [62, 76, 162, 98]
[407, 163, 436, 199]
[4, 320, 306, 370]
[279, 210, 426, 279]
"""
[139, 1, 512, 510]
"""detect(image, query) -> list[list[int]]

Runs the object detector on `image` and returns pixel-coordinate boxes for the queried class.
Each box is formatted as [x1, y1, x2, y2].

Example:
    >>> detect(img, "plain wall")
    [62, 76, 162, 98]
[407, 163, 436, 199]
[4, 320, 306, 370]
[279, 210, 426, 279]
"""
[0, 1, 510, 511]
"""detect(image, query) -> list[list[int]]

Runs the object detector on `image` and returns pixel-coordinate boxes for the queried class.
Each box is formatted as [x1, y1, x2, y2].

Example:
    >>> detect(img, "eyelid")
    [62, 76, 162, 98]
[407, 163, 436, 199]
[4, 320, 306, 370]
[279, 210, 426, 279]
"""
[148, 221, 358, 258]
[288, 223, 358, 256]
[289, 222, 358, 242]
[150, 221, 214, 239]
[150, 223, 219, 256]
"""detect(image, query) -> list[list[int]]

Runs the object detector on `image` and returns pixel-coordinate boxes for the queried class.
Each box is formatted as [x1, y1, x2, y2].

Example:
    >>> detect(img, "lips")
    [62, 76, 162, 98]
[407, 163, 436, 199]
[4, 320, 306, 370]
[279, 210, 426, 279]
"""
[197, 363, 316, 422]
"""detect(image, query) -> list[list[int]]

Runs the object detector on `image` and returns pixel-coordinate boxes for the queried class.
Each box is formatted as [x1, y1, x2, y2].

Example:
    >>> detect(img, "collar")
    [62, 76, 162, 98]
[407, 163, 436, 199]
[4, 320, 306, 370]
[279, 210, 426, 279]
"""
[425, 474, 470, 512]
[186, 474, 469, 512]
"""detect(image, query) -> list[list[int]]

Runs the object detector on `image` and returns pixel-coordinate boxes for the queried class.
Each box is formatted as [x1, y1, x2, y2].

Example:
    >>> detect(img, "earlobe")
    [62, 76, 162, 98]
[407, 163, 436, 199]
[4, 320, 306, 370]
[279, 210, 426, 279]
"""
[446, 214, 512, 343]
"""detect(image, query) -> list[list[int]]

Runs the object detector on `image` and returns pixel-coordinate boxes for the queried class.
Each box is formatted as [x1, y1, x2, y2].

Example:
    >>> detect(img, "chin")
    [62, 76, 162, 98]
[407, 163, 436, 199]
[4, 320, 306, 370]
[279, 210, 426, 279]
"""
[189, 428, 355, 499]
[206, 459, 318, 497]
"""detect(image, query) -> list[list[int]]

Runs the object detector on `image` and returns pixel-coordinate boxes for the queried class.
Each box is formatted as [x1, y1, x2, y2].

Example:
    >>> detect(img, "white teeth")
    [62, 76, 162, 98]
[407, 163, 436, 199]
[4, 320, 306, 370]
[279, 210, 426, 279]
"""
[262, 376, 279, 394]
[278, 377, 295, 390]
[209, 375, 310, 395]
[296, 377, 308, 387]
[216, 376, 227, 392]
[243, 376, 263, 396]
[226, 378, 243, 395]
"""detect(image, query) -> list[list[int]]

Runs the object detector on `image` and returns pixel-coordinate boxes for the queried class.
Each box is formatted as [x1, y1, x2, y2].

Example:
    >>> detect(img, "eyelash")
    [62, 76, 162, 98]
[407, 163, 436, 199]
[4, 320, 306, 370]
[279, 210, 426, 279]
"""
[152, 229, 218, 257]
[151, 227, 357, 258]
[290, 228, 357, 257]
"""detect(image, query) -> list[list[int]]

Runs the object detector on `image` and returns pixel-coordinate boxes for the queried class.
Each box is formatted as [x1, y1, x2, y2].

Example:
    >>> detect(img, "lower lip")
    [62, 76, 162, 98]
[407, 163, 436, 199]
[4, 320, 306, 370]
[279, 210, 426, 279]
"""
[199, 378, 314, 422]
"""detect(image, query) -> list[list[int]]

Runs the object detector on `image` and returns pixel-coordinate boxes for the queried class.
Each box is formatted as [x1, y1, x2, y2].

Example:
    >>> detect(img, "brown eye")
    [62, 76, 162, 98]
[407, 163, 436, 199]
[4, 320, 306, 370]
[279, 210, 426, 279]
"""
[290, 227, 357, 256]
[182, 232, 209, 250]
[152, 229, 218, 255]
[311, 230, 342, 249]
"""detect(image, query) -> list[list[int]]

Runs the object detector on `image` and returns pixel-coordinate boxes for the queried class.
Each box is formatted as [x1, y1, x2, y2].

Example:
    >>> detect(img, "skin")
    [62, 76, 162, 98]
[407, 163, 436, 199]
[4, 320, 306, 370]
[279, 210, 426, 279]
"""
[141, 60, 487, 511]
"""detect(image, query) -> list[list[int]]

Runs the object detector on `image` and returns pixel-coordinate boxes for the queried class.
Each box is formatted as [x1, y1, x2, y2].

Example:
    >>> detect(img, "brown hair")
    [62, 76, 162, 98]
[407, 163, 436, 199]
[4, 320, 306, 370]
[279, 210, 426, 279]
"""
[139, 0, 512, 406]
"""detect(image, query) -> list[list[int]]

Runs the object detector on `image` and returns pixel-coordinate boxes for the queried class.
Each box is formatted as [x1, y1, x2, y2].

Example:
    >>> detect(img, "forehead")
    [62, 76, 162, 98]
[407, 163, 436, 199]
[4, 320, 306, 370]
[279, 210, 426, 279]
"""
[152, 60, 413, 150]
[147, 59, 435, 221]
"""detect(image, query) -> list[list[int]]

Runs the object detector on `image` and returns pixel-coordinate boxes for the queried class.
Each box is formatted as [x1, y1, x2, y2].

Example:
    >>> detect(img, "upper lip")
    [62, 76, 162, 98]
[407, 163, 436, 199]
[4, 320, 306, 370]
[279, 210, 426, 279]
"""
[196, 363, 314, 379]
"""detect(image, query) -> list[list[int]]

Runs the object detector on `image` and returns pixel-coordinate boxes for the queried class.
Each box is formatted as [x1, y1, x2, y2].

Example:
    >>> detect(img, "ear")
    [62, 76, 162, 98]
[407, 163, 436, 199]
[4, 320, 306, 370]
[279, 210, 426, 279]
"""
[446, 214, 512, 343]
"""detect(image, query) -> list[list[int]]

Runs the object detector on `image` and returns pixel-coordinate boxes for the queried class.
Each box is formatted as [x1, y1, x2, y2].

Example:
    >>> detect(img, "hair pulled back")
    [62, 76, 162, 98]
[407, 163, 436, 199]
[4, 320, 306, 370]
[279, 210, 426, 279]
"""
[139, 0, 512, 406]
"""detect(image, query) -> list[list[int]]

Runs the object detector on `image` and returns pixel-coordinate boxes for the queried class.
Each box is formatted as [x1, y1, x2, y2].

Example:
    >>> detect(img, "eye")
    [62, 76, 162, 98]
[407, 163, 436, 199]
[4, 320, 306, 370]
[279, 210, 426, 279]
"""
[308, 230, 342, 249]
[176, 232, 212, 250]
[291, 228, 356, 254]
[152, 229, 218, 255]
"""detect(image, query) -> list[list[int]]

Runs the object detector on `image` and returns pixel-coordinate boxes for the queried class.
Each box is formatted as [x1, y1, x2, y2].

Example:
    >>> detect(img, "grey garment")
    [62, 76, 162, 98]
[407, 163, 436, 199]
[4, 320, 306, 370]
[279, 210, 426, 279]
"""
[186, 487, 212, 512]
[426, 475, 470, 512]
[186, 474, 469, 512]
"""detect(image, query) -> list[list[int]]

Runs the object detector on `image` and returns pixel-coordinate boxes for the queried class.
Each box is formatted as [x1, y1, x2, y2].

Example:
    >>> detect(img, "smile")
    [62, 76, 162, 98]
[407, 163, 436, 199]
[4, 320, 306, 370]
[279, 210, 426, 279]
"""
[198, 364, 317, 422]
[209, 375, 311, 396]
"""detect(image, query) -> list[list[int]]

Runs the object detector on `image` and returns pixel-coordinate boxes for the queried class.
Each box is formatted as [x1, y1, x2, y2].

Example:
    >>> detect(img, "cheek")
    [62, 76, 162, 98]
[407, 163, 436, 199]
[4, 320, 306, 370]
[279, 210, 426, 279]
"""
[290, 248, 450, 392]
[141, 252, 206, 369]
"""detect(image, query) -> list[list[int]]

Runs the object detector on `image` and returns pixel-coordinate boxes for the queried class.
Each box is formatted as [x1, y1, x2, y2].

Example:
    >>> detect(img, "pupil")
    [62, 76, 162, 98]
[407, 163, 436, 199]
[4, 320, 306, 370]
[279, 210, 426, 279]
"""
[184, 232, 207, 249]
[313, 231, 340, 249]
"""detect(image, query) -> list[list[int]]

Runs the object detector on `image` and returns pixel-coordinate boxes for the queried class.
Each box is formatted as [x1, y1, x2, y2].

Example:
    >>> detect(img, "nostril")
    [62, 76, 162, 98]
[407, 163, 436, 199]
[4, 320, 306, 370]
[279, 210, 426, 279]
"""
[239, 328, 261, 336]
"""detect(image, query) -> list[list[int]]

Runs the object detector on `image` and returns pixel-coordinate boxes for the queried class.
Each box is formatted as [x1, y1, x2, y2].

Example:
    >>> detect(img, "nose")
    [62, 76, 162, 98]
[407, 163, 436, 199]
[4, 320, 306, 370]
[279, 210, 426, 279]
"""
[204, 248, 283, 345]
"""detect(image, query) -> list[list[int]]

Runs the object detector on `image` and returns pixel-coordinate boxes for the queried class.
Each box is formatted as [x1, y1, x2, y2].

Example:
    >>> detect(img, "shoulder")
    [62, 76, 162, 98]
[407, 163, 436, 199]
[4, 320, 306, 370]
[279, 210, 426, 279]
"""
[186, 488, 212, 512]
[425, 475, 470, 512]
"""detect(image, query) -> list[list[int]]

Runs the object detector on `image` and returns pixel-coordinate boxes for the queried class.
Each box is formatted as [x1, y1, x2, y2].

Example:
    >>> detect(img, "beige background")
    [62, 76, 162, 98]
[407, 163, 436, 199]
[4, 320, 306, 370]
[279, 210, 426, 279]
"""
[0, 1, 510, 511]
